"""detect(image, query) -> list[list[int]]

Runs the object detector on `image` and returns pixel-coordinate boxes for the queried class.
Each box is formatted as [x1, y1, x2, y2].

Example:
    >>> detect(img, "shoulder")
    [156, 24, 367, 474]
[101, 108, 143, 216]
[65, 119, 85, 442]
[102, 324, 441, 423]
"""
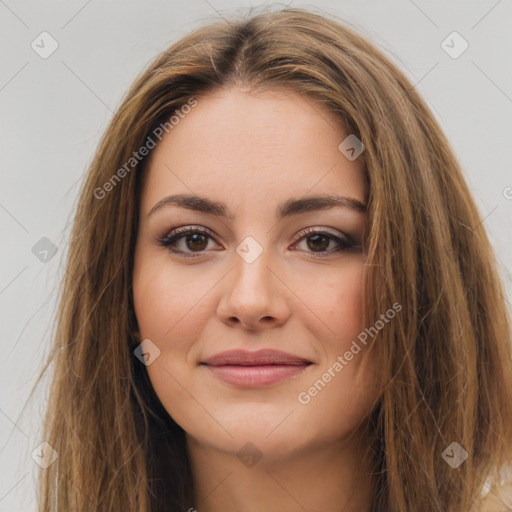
[478, 467, 512, 512]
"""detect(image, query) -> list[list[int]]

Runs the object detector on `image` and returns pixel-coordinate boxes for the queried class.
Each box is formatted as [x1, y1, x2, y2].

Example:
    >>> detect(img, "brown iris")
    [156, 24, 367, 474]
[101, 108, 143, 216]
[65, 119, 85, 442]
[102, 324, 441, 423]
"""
[306, 234, 330, 252]
[186, 233, 208, 251]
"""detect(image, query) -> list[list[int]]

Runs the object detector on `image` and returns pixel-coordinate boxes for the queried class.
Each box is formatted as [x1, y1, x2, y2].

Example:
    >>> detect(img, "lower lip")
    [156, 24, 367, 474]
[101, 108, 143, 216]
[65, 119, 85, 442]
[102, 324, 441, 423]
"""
[203, 364, 310, 387]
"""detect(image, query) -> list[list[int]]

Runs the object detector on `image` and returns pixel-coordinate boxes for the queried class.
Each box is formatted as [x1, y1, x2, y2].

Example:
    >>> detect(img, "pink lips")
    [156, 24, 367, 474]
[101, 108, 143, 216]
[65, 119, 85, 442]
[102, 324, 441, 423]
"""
[201, 349, 312, 388]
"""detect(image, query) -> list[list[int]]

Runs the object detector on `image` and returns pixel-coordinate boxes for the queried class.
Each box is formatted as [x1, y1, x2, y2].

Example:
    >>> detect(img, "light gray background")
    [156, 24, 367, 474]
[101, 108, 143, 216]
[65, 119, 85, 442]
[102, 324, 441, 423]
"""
[1, 1, 511, 510]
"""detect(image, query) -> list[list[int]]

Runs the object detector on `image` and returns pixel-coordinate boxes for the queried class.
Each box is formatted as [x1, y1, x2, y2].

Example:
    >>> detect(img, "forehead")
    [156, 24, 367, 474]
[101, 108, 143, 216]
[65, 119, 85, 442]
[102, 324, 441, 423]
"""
[140, 87, 367, 215]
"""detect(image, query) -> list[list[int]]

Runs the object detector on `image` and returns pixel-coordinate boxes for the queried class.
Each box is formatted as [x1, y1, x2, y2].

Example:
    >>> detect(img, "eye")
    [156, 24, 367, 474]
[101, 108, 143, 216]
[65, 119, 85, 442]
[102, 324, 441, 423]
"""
[155, 226, 219, 258]
[155, 225, 360, 259]
[291, 227, 358, 257]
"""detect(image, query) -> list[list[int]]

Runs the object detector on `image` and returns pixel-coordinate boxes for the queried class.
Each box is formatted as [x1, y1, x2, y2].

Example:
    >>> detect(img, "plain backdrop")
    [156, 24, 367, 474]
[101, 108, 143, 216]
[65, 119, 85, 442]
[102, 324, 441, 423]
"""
[1, 1, 511, 510]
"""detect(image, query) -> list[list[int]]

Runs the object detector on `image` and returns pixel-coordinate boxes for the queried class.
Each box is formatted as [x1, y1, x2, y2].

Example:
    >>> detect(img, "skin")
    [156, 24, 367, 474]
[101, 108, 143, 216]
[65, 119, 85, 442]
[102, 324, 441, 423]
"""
[132, 86, 380, 512]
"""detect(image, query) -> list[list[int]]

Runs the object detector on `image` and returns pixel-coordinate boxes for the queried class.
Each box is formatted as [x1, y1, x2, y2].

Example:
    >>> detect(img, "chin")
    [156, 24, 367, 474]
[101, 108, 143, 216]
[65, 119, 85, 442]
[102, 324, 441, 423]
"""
[185, 404, 327, 462]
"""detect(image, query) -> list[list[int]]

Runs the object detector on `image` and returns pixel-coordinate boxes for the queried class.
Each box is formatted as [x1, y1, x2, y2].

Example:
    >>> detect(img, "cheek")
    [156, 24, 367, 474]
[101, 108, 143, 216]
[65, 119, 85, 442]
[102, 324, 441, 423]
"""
[327, 267, 364, 335]
[132, 253, 218, 432]
[295, 258, 365, 352]
[132, 252, 214, 343]
[292, 261, 377, 435]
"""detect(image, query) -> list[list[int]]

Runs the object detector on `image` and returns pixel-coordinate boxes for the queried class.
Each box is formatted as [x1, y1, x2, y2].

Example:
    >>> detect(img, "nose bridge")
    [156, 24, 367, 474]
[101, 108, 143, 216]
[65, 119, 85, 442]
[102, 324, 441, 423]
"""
[217, 233, 288, 329]
[232, 234, 273, 301]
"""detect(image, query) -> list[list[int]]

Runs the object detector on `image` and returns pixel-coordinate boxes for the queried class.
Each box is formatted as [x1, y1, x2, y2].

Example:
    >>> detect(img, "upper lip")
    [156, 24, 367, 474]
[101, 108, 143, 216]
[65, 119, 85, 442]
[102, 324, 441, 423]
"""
[201, 349, 312, 366]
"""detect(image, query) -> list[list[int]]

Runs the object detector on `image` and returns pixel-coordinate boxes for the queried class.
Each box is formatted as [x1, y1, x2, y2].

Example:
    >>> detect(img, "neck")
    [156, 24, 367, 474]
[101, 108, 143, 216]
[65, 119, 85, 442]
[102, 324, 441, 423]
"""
[186, 429, 376, 512]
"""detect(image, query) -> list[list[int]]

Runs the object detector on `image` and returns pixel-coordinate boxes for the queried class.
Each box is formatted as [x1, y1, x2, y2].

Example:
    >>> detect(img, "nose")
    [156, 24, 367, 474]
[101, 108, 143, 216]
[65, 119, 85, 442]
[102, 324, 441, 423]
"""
[216, 244, 291, 331]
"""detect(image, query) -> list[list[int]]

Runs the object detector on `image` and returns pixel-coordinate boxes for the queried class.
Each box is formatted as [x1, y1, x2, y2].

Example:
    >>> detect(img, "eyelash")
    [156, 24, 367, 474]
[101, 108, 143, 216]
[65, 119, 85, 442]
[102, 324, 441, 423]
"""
[155, 225, 359, 259]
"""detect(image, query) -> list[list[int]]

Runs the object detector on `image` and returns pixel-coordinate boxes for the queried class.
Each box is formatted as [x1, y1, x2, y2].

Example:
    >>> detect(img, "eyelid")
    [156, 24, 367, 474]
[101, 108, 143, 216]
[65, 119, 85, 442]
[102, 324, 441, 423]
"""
[158, 224, 353, 243]
[294, 226, 355, 245]
[154, 225, 220, 247]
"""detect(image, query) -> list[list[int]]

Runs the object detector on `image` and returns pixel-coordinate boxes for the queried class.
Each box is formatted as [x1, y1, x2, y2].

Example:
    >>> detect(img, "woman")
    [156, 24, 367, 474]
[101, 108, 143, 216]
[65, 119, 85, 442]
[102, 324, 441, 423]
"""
[34, 6, 512, 511]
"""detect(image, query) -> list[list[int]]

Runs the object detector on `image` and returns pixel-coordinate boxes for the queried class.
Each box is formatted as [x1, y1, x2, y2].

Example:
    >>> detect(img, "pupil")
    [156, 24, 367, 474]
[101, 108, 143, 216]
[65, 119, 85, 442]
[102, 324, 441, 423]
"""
[308, 234, 329, 252]
[187, 234, 207, 251]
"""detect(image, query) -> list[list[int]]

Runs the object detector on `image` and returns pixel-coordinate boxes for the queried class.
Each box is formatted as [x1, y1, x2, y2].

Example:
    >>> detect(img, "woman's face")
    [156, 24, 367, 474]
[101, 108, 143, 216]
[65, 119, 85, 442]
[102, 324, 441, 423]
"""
[132, 86, 378, 459]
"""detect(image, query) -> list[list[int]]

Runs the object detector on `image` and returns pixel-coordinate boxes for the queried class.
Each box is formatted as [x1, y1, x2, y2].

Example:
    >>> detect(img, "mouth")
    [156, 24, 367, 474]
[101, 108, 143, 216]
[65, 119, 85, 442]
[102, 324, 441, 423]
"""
[200, 349, 313, 388]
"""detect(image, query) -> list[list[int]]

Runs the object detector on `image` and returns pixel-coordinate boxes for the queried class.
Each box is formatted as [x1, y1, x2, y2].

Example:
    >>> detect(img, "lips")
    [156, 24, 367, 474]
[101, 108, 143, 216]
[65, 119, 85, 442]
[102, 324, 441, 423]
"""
[202, 349, 312, 366]
[200, 349, 312, 388]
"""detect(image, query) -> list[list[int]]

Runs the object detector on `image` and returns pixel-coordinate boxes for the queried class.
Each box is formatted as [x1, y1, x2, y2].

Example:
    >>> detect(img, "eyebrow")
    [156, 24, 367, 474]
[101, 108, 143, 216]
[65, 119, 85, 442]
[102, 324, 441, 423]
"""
[147, 193, 367, 220]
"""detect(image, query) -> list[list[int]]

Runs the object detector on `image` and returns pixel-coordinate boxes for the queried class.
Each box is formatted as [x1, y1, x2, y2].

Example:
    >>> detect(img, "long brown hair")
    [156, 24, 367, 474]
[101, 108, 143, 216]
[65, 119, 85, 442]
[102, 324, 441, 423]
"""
[32, 6, 512, 511]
